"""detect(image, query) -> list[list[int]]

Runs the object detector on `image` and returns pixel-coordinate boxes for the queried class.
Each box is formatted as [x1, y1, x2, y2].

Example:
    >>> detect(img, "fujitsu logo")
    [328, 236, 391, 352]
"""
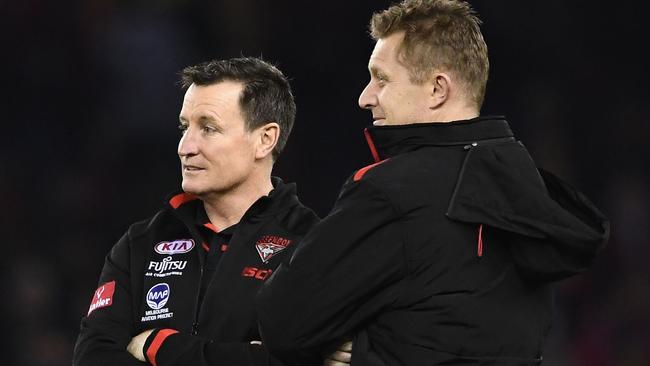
[148, 256, 187, 273]
[154, 239, 195, 255]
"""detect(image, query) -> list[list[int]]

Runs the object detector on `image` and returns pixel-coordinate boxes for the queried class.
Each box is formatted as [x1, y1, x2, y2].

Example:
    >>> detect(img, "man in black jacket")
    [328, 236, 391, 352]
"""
[257, 1, 610, 365]
[73, 57, 328, 366]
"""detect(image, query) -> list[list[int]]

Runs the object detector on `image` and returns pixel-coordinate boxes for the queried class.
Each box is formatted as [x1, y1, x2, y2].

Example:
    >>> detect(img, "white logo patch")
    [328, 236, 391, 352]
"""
[145, 256, 187, 278]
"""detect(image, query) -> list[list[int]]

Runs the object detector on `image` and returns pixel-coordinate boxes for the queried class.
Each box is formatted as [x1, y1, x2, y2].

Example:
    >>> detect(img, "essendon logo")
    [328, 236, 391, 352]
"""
[154, 239, 195, 255]
[88, 281, 116, 315]
[255, 235, 292, 263]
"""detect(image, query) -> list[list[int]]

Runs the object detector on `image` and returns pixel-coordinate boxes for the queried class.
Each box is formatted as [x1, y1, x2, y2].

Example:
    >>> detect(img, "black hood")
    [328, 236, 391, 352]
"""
[446, 140, 610, 281]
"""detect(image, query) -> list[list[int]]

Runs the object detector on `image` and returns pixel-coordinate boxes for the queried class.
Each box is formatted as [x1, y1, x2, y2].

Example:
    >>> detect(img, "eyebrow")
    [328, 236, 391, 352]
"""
[369, 65, 386, 78]
[178, 115, 218, 124]
[198, 115, 217, 124]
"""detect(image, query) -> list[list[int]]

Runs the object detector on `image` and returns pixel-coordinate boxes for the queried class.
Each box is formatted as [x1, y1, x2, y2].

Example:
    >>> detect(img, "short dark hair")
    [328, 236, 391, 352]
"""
[371, 0, 489, 109]
[180, 57, 296, 161]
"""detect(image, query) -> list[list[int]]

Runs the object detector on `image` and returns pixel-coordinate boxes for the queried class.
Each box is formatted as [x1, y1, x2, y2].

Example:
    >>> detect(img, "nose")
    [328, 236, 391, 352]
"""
[358, 81, 377, 110]
[177, 127, 199, 158]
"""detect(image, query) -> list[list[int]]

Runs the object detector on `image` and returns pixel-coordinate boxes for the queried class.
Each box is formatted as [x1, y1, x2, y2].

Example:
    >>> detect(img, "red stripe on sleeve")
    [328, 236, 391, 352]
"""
[477, 224, 484, 257]
[146, 329, 179, 366]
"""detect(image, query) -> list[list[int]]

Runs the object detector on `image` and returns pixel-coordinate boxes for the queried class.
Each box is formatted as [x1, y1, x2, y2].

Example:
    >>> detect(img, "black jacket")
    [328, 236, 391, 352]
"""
[257, 117, 609, 365]
[73, 178, 319, 366]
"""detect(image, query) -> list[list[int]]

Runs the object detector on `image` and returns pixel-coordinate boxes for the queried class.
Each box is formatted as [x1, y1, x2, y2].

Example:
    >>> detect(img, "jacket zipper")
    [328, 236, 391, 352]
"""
[191, 262, 204, 335]
[169, 207, 207, 336]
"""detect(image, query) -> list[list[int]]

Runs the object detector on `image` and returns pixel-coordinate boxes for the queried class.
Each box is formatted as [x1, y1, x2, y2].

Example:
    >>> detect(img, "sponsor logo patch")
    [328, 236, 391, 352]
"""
[88, 281, 115, 315]
[255, 235, 292, 263]
[145, 256, 187, 278]
[154, 239, 195, 255]
[242, 266, 273, 280]
[146, 283, 170, 310]
[141, 283, 174, 322]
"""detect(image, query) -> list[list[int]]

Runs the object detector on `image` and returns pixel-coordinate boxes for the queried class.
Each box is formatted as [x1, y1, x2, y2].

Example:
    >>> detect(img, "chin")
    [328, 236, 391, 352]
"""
[182, 181, 232, 199]
[181, 180, 204, 196]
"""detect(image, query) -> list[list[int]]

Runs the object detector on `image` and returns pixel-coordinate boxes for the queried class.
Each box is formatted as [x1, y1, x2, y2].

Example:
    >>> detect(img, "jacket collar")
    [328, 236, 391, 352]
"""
[243, 177, 300, 220]
[165, 177, 299, 221]
[363, 116, 514, 162]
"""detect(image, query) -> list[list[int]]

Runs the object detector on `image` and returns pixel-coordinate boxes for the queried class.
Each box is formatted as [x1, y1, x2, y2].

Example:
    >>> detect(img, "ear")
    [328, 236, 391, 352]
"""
[255, 122, 280, 160]
[429, 72, 452, 110]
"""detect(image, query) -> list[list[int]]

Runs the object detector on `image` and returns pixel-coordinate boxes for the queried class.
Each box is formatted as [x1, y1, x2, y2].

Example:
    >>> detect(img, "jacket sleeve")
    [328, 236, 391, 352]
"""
[73, 232, 143, 366]
[141, 330, 284, 366]
[256, 178, 407, 364]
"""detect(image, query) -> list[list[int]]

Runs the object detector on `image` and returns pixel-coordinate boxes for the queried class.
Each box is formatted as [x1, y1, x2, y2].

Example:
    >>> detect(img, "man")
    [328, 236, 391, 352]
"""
[257, 1, 610, 365]
[73, 57, 332, 366]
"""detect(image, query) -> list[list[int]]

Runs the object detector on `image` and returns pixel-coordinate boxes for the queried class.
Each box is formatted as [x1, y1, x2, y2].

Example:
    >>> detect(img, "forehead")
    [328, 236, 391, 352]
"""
[369, 32, 405, 70]
[181, 81, 244, 114]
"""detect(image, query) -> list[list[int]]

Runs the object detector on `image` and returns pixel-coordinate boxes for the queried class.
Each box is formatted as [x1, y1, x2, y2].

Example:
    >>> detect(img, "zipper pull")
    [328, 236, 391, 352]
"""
[464, 142, 478, 150]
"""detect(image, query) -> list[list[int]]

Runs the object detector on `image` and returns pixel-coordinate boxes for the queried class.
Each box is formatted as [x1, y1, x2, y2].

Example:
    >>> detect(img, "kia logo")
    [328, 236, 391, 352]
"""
[154, 239, 195, 255]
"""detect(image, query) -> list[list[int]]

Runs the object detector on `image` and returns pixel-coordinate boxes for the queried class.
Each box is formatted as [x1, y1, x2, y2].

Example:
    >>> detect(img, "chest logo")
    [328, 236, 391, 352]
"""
[154, 239, 195, 255]
[145, 256, 187, 278]
[146, 283, 170, 310]
[255, 235, 292, 263]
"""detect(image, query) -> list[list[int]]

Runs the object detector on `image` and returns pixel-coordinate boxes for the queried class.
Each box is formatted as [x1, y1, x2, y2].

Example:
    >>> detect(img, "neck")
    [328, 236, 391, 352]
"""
[201, 166, 273, 230]
[423, 98, 479, 123]
[432, 106, 479, 123]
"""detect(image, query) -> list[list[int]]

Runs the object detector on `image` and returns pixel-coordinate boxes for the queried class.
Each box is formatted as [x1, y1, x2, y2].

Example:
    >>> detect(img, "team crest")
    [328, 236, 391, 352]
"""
[255, 235, 292, 263]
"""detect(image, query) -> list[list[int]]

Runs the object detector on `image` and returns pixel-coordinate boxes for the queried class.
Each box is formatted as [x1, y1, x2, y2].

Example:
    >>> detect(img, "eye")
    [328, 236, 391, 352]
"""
[376, 74, 388, 86]
[201, 124, 218, 134]
[178, 123, 188, 135]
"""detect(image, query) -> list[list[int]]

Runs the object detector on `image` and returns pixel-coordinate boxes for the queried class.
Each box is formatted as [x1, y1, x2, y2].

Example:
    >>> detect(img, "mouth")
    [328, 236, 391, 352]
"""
[182, 164, 205, 173]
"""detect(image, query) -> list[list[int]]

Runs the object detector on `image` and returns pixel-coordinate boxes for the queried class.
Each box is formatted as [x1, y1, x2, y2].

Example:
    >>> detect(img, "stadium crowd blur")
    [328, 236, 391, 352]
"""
[2, 1, 648, 365]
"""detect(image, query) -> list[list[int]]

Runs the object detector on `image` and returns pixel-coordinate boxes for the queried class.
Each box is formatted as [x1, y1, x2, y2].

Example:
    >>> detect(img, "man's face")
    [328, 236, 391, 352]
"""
[178, 81, 258, 198]
[358, 32, 433, 126]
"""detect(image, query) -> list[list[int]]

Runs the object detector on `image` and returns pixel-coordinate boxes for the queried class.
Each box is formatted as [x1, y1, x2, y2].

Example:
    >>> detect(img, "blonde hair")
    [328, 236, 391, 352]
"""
[370, 0, 489, 108]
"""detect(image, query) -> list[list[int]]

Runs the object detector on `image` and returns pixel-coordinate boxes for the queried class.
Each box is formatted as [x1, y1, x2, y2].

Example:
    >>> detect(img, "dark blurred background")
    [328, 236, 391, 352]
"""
[2, 0, 648, 365]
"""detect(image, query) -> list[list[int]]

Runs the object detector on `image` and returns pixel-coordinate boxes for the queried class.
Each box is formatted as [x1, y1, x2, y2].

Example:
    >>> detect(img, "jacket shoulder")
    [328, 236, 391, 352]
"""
[353, 159, 390, 182]
[352, 149, 449, 184]
[124, 207, 184, 242]
[275, 200, 321, 236]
